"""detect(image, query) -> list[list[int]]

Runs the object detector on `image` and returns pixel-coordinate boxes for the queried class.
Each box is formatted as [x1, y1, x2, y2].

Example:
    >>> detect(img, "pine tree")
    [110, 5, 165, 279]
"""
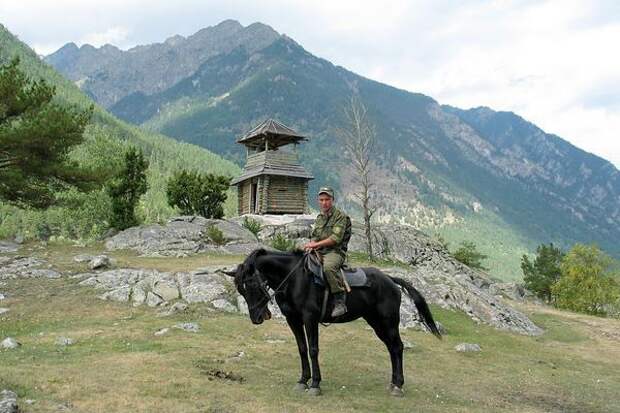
[107, 147, 149, 229]
[521, 243, 563, 302]
[0, 57, 98, 208]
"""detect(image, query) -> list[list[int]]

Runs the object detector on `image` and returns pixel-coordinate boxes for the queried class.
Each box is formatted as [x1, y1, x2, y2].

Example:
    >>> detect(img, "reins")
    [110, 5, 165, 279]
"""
[246, 253, 307, 311]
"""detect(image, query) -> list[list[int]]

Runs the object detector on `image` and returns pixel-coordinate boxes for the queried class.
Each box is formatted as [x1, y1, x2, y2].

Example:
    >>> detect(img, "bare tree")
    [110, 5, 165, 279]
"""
[336, 95, 377, 259]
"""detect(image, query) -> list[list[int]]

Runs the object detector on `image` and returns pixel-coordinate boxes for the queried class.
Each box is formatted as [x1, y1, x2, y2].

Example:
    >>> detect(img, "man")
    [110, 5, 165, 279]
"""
[303, 186, 351, 317]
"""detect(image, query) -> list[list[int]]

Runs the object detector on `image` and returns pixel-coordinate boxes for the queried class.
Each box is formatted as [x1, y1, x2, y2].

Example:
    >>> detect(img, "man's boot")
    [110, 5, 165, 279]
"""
[331, 292, 347, 317]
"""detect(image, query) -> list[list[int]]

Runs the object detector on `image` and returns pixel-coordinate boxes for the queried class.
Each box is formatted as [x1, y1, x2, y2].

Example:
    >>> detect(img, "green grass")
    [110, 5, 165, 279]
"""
[2, 244, 620, 412]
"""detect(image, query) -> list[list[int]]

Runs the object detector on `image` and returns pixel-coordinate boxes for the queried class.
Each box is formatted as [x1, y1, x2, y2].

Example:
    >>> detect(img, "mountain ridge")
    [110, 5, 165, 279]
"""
[43, 20, 620, 278]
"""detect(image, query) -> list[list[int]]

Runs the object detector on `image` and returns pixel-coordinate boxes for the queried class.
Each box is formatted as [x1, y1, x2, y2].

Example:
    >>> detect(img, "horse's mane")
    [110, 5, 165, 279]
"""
[235, 248, 304, 285]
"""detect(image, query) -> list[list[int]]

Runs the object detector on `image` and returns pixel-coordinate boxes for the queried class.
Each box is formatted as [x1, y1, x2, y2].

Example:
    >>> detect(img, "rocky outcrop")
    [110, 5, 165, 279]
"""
[0, 255, 61, 280]
[99, 214, 542, 335]
[105, 216, 267, 256]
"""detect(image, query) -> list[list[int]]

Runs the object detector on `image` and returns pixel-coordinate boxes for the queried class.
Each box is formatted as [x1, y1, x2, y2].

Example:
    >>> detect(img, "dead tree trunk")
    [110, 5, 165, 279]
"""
[336, 95, 377, 259]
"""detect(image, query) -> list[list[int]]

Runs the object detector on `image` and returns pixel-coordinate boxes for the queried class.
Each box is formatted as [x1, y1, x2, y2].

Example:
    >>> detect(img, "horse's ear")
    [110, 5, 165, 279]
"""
[220, 265, 239, 277]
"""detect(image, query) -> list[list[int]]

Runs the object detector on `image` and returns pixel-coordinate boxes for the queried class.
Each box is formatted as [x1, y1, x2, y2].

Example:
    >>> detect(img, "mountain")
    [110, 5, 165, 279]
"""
[0, 23, 240, 227]
[44, 20, 620, 279]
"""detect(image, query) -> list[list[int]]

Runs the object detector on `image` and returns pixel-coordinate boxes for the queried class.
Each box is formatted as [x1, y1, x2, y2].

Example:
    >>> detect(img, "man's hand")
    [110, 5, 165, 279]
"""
[303, 241, 319, 251]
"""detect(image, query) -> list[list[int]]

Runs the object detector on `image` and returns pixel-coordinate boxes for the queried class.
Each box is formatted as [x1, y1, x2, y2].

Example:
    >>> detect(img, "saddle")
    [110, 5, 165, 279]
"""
[304, 251, 371, 288]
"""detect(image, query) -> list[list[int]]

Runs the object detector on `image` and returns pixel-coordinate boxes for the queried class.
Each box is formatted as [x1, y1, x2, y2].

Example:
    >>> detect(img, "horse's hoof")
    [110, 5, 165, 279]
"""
[293, 382, 308, 393]
[307, 387, 322, 396]
[390, 385, 404, 397]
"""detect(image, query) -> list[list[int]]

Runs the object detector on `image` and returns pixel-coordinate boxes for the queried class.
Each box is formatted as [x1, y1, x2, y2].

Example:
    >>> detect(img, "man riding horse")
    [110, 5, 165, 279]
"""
[302, 186, 351, 317]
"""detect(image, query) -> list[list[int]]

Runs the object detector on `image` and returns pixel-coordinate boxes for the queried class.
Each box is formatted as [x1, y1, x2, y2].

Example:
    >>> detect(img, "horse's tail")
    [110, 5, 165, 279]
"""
[390, 276, 442, 339]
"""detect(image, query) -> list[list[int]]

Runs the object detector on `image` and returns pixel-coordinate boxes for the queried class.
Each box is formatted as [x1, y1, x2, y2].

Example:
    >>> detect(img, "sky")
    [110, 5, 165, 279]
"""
[2, 0, 619, 168]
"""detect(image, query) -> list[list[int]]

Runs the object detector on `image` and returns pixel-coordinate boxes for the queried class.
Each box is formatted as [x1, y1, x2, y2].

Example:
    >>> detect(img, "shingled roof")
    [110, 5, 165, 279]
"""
[237, 119, 307, 148]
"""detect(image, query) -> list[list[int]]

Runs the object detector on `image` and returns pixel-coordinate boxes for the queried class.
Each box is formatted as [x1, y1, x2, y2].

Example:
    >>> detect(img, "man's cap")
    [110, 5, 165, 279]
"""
[318, 186, 334, 198]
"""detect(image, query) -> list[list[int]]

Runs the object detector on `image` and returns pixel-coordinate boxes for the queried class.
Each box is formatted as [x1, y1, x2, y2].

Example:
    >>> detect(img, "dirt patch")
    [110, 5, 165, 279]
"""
[193, 359, 244, 383]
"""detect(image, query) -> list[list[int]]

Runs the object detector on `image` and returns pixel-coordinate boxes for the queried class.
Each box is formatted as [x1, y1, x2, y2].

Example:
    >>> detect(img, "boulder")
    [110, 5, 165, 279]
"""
[0, 308, 9, 315]
[88, 255, 112, 270]
[0, 241, 19, 254]
[455, 343, 481, 353]
[0, 389, 18, 413]
[146, 292, 164, 307]
[104, 215, 262, 256]
[1, 337, 20, 350]
[56, 336, 74, 346]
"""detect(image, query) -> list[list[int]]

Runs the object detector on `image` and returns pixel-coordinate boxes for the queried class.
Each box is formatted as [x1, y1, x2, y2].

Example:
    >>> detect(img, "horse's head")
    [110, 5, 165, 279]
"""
[222, 249, 272, 325]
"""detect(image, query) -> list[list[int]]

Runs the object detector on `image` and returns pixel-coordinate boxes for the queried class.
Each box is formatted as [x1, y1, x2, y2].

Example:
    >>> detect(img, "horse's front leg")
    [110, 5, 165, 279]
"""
[303, 316, 322, 396]
[286, 314, 311, 392]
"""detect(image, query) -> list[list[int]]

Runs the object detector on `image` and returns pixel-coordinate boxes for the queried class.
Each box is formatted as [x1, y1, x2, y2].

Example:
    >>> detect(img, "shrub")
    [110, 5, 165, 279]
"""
[206, 225, 226, 246]
[271, 233, 297, 252]
[452, 241, 488, 271]
[241, 216, 262, 238]
[166, 169, 231, 219]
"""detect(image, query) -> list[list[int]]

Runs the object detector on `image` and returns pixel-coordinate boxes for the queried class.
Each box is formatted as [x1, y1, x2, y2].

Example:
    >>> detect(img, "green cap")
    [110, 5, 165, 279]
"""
[318, 186, 334, 198]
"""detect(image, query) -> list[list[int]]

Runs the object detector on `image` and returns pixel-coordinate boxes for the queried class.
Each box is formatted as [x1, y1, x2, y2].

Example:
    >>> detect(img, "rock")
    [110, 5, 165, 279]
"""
[13, 234, 23, 244]
[146, 292, 164, 307]
[1, 337, 20, 349]
[236, 295, 249, 315]
[157, 301, 188, 317]
[99, 286, 131, 302]
[455, 343, 481, 353]
[104, 215, 260, 256]
[0, 241, 19, 254]
[73, 254, 93, 263]
[154, 328, 170, 336]
[152, 278, 179, 301]
[211, 298, 237, 313]
[0, 308, 9, 315]
[0, 293, 5, 300]
[173, 322, 200, 333]
[0, 256, 61, 280]
[488, 282, 536, 301]
[0, 389, 18, 413]
[56, 336, 74, 346]
[88, 255, 111, 270]
[177, 271, 228, 304]
[403, 340, 415, 350]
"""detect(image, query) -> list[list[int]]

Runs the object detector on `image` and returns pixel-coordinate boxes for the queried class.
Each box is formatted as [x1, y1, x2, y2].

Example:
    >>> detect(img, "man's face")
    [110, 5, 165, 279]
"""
[318, 193, 333, 212]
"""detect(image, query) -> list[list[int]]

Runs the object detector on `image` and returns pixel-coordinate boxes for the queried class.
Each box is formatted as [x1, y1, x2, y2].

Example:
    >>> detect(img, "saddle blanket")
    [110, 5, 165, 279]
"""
[304, 252, 370, 288]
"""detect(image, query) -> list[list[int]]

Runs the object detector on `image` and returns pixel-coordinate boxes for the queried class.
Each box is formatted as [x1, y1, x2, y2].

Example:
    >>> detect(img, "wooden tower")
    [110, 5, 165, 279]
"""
[231, 119, 314, 215]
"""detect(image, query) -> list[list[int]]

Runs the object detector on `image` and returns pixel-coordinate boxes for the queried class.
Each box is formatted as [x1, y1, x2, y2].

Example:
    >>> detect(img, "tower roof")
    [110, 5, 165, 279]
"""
[237, 119, 307, 148]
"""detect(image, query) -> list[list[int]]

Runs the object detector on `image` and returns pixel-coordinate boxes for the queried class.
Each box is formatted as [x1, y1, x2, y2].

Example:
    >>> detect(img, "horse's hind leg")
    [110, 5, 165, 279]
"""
[364, 315, 405, 395]
[286, 315, 311, 392]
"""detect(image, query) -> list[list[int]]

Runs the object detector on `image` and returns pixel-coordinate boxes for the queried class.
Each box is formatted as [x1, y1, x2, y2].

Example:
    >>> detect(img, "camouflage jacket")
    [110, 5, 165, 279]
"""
[311, 206, 351, 257]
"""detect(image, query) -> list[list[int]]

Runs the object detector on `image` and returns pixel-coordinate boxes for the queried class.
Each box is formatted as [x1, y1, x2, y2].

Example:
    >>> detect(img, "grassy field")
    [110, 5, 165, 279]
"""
[1, 243, 619, 412]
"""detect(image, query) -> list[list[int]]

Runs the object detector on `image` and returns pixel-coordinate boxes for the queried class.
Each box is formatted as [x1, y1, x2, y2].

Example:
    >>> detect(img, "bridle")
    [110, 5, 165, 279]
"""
[243, 252, 308, 312]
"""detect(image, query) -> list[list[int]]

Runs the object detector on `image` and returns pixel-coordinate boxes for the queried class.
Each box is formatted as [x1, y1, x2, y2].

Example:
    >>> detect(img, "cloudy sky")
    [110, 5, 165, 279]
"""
[2, 0, 619, 167]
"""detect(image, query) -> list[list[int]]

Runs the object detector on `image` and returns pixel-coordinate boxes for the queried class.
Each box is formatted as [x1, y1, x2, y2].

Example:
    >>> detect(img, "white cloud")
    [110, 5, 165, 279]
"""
[80, 26, 130, 47]
[1, 0, 618, 167]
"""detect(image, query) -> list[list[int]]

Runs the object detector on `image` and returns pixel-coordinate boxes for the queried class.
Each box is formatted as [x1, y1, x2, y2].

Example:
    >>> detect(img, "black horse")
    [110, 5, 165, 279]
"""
[223, 248, 441, 397]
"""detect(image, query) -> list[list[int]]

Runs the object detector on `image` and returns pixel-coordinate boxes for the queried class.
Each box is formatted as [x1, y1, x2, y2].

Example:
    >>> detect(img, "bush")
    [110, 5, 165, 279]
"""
[271, 233, 297, 252]
[551, 244, 620, 316]
[166, 169, 231, 219]
[206, 225, 226, 246]
[242, 216, 262, 238]
[452, 241, 488, 271]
